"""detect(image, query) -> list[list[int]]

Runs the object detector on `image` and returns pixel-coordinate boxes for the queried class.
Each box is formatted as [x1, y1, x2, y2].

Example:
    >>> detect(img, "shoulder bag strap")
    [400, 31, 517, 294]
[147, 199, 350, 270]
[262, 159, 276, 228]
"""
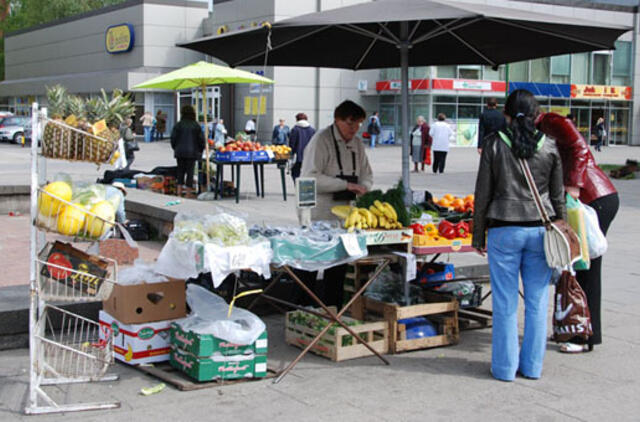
[518, 158, 552, 226]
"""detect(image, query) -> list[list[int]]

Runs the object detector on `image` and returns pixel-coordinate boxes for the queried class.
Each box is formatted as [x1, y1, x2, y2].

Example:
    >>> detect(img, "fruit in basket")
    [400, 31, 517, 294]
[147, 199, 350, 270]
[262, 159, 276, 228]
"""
[57, 205, 86, 236]
[39, 181, 72, 217]
[84, 201, 115, 238]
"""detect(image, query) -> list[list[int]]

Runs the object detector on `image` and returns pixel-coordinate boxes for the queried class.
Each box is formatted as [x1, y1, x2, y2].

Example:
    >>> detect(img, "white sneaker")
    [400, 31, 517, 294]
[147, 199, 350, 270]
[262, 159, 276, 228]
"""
[559, 343, 587, 353]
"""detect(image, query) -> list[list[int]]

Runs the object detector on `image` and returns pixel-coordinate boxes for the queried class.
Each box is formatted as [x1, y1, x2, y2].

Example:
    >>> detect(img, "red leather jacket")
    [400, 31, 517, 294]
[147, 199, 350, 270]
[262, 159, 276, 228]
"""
[536, 113, 616, 205]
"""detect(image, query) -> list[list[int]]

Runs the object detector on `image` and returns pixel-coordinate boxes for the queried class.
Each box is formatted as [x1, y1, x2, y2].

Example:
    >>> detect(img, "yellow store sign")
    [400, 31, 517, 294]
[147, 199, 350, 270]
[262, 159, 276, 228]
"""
[571, 84, 631, 100]
[106, 24, 135, 54]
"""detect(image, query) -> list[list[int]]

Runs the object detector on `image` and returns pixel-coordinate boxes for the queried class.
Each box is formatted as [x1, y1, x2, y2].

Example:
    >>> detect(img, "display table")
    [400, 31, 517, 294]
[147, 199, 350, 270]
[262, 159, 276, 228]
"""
[213, 159, 288, 203]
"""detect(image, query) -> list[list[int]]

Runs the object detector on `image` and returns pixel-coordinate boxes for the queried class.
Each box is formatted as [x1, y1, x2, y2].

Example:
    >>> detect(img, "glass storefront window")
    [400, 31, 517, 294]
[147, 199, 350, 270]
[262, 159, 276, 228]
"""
[609, 107, 629, 145]
[551, 55, 570, 84]
[380, 68, 400, 80]
[571, 53, 589, 84]
[458, 66, 481, 79]
[531, 58, 550, 83]
[613, 41, 631, 78]
[436, 66, 456, 78]
[458, 96, 481, 104]
[483, 65, 502, 81]
[508, 61, 528, 82]
[592, 53, 610, 85]
[434, 104, 456, 121]
[434, 96, 455, 103]
[458, 105, 481, 119]
[410, 67, 429, 79]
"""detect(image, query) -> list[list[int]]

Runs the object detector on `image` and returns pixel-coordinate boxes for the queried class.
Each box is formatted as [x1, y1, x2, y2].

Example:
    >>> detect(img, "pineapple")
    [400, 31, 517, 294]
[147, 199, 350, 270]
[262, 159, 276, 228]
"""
[43, 85, 69, 158]
[65, 95, 85, 120]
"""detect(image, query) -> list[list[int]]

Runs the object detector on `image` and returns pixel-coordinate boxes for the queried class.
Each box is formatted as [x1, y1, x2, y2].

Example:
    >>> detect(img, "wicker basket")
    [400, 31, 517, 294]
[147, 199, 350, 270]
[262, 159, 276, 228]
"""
[41, 119, 117, 164]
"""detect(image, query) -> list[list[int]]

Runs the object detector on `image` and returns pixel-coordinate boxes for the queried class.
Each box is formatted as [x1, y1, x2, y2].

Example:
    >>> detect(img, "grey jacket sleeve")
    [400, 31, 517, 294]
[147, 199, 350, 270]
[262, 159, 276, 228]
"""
[301, 135, 349, 193]
[358, 142, 373, 191]
[549, 146, 567, 221]
[472, 141, 494, 249]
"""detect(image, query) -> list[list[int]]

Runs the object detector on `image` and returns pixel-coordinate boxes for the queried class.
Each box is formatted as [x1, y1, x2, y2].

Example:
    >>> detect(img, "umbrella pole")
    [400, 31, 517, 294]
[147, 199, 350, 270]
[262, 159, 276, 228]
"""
[202, 83, 210, 190]
[400, 21, 411, 205]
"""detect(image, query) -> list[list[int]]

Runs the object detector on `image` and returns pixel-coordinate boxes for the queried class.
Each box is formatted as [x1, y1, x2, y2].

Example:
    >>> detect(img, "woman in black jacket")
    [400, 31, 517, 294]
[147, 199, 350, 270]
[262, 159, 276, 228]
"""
[472, 89, 565, 382]
[171, 105, 205, 193]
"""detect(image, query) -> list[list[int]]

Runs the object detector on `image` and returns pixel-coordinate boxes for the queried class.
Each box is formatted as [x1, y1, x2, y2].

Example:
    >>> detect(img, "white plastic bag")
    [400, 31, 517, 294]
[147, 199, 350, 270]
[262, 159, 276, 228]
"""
[175, 284, 266, 345]
[118, 260, 168, 285]
[204, 238, 272, 287]
[583, 203, 608, 259]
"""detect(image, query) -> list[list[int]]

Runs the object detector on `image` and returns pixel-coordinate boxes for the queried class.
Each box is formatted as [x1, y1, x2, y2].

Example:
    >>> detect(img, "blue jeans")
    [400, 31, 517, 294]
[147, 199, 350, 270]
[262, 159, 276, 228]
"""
[370, 134, 378, 148]
[144, 126, 152, 143]
[487, 226, 551, 381]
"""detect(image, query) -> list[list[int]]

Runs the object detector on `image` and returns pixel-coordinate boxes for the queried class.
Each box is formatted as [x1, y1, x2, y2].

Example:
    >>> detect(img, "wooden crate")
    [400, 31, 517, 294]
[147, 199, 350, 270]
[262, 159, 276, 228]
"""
[363, 295, 459, 353]
[285, 309, 388, 362]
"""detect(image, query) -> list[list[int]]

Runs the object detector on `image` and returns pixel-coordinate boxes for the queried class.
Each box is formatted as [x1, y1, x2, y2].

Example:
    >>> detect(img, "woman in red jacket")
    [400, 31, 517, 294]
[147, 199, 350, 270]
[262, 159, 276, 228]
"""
[536, 113, 619, 353]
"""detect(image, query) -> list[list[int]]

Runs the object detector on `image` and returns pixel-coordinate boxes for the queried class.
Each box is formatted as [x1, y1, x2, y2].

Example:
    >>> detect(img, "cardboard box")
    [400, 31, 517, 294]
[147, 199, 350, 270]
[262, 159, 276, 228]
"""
[99, 310, 176, 365]
[103, 279, 186, 324]
[170, 324, 267, 357]
[39, 241, 109, 295]
[170, 347, 267, 381]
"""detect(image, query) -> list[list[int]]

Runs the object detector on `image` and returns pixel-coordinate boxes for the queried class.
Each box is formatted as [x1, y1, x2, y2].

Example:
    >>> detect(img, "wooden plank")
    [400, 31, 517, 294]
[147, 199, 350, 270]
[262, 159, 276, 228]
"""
[135, 362, 277, 391]
[395, 302, 458, 319]
[394, 335, 452, 352]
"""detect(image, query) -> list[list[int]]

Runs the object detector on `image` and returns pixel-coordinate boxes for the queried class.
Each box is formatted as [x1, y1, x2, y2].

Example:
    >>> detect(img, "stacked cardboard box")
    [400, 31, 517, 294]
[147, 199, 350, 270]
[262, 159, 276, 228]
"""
[101, 279, 186, 365]
[169, 323, 268, 382]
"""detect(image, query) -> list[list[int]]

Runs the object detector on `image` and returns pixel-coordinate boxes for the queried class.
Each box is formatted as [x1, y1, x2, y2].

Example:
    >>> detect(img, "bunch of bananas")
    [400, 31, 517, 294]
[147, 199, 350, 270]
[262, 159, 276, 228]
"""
[333, 200, 403, 231]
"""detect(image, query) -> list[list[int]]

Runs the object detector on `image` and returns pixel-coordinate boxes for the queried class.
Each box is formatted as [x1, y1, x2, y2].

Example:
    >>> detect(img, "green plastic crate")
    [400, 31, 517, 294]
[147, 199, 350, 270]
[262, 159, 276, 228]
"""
[170, 323, 267, 357]
[170, 347, 267, 382]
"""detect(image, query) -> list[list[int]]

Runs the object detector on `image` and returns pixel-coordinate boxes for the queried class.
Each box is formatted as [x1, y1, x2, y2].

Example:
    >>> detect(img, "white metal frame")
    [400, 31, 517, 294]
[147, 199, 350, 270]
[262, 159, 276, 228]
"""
[25, 103, 120, 415]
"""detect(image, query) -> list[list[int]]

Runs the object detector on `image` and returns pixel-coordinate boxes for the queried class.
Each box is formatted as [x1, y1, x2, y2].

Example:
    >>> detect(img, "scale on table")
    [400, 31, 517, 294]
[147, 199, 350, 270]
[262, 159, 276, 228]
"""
[296, 177, 316, 227]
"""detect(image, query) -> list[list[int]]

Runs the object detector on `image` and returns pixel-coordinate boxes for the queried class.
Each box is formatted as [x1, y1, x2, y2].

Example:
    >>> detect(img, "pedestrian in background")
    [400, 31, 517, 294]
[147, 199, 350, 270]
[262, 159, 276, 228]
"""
[289, 112, 316, 182]
[536, 112, 619, 354]
[155, 110, 166, 141]
[478, 97, 506, 154]
[140, 111, 154, 143]
[429, 113, 453, 174]
[367, 111, 381, 148]
[171, 105, 205, 196]
[119, 117, 136, 170]
[410, 115, 430, 172]
[245, 118, 256, 140]
[473, 89, 565, 382]
[214, 118, 227, 147]
[272, 119, 290, 145]
[595, 117, 605, 151]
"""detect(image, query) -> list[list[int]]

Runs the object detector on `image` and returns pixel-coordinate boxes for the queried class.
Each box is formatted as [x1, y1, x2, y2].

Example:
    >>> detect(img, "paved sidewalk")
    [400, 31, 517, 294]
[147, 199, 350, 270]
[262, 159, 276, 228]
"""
[0, 141, 638, 420]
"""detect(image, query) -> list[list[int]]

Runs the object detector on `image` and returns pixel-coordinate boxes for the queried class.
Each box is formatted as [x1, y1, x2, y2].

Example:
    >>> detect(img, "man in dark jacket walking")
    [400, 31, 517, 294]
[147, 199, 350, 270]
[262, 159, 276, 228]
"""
[477, 98, 506, 154]
[289, 112, 316, 182]
[171, 105, 205, 194]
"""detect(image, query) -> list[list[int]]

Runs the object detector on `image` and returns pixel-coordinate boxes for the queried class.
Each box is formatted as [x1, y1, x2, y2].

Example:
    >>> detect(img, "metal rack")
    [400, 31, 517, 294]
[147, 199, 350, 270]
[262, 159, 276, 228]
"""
[26, 103, 120, 415]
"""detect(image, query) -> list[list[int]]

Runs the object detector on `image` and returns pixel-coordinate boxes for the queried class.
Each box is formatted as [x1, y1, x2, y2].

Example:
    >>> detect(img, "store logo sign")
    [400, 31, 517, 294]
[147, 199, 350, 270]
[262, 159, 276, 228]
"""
[106, 24, 135, 54]
[571, 84, 632, 100]
[453, 80, 491, 91]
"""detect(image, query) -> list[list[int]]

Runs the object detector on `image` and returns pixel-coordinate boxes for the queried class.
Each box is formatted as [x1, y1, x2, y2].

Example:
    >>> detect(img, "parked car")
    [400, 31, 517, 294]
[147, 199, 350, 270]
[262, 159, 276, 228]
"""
[0, 116, 30, 144]
[0, 111, 14, 119]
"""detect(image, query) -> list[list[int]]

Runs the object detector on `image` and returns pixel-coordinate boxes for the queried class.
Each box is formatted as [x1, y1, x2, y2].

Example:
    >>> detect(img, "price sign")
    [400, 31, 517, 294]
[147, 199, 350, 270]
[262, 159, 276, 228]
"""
[296, 177, 316, 208]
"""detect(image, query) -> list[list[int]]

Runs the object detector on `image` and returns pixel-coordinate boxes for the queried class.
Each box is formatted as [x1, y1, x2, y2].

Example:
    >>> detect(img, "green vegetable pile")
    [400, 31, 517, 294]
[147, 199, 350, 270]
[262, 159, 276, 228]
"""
[355, 181, 411, 227]
[288, 310, 364, 346]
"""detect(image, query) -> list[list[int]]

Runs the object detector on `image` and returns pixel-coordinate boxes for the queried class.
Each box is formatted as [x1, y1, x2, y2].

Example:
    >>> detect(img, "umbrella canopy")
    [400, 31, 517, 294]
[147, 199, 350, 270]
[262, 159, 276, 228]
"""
[133, 61, 274, 190]
[179, 0, 630, 201]
[132, 60, 274, 90]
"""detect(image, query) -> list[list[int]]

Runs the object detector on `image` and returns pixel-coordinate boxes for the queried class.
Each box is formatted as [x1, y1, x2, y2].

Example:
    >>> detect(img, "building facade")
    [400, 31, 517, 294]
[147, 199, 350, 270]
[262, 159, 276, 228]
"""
[0, 0, 208, 134]
[1, 0, 638, 145]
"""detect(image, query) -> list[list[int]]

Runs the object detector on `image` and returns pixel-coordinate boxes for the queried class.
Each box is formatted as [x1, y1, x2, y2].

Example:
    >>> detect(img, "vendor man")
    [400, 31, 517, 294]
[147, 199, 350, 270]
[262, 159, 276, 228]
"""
[299, 100, 373, 307]
[301, 100, 373, 221]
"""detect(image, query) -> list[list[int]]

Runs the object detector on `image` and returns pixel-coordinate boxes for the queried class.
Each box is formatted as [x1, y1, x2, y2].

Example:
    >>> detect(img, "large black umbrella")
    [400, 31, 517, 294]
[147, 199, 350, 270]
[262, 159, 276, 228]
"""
[180, 0, 629, 199]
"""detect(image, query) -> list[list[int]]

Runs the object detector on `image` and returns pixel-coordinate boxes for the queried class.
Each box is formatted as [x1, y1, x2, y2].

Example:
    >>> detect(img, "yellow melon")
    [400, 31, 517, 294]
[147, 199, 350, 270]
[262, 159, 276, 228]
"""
[84, 200, 115, 238]
[38, 181, 72, 217]
[57, 205, 86, 236]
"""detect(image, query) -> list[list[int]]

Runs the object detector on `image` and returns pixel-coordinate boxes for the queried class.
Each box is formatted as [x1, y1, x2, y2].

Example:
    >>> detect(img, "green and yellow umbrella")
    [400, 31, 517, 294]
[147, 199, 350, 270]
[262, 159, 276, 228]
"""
[133, 61, 274, 188]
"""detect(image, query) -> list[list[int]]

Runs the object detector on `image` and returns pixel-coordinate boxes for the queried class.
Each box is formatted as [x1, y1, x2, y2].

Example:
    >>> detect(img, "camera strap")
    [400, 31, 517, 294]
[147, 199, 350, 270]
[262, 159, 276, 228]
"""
[331, 125, 356, 177]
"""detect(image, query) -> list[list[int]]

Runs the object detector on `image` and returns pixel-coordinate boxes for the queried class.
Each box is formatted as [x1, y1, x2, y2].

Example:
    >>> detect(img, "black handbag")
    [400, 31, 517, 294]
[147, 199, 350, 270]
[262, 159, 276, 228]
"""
[126, 139, 140, 152]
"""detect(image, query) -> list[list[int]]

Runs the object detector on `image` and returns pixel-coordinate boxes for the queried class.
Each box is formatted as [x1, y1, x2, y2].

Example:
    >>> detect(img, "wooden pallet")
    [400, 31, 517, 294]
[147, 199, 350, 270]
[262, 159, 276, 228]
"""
[363, 295, 459, 353]
[285, 310, 388, 362]
[134, 361, 277, 391]
[458, 307, 493, 330]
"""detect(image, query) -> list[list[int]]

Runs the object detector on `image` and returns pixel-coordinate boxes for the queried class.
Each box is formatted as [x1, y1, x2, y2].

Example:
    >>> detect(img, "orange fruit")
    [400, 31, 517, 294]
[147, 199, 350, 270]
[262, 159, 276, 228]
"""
[444, 193, 454, 201]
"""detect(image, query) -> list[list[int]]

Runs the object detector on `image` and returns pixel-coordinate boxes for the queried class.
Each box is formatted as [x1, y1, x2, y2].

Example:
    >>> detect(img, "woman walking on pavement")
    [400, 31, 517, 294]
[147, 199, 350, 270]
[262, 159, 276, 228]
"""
[171, 105, 205, 196]
[473, 89, 565, 381]
[536, 112, 619, 353]
[140, 111, 154, 143]
[410, 115, 430, 172]
[594, 117, 605, 152]
[429, 113, 453, 173]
